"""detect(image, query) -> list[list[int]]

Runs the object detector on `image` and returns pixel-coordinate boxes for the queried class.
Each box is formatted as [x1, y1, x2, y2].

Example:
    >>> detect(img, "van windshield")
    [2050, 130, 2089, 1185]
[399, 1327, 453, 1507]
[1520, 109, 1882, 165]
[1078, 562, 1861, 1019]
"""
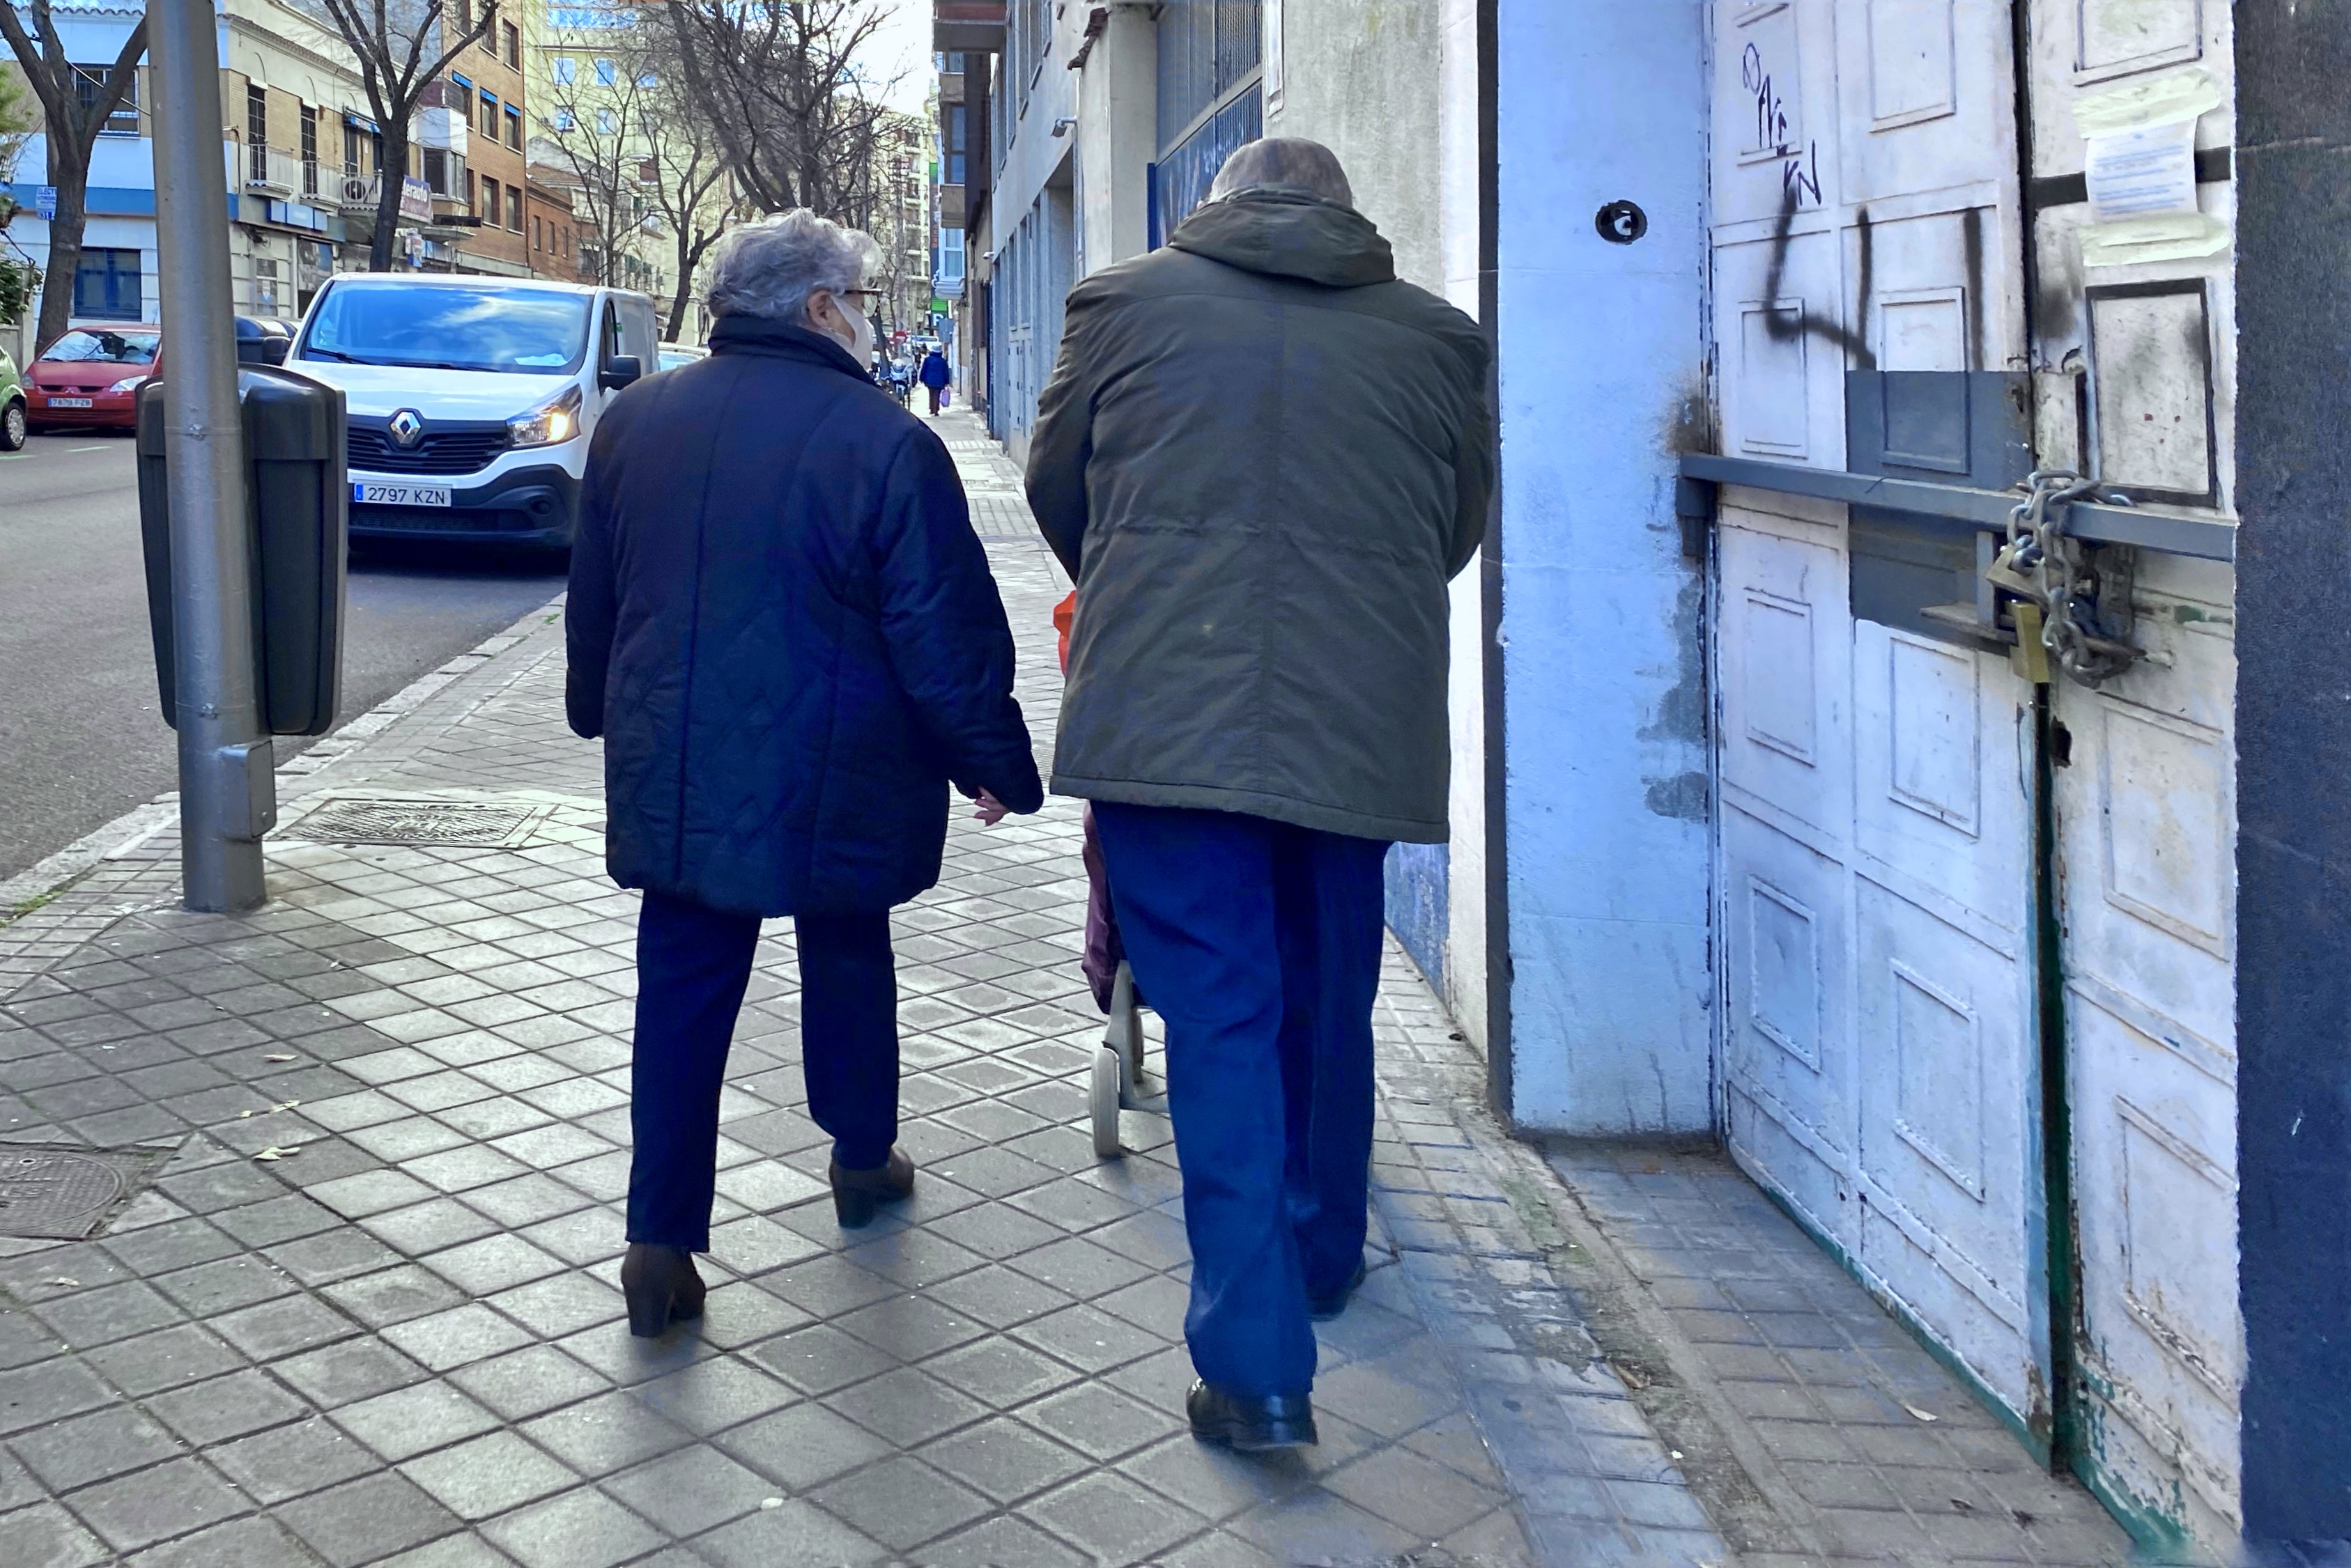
[300, 285, 590, 375]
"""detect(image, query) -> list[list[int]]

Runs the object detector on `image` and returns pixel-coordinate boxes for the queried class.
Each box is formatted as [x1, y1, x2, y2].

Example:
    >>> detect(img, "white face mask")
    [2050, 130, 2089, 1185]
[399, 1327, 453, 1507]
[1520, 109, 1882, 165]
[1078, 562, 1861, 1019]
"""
[815, 290, 874, 364]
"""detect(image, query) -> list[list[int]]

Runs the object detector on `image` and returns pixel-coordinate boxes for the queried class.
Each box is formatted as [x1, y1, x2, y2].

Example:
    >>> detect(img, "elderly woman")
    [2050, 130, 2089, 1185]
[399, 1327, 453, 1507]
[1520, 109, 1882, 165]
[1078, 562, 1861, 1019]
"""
[566, 210, 1043, 1337]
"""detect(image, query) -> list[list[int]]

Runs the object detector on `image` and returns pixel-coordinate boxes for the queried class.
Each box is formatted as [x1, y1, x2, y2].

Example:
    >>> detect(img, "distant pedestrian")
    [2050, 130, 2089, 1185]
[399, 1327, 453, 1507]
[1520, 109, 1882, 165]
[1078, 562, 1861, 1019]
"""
[568, 210, 1043, 1338]
[919, 346, 952, 414]
[1026, 138, 1493, 1450]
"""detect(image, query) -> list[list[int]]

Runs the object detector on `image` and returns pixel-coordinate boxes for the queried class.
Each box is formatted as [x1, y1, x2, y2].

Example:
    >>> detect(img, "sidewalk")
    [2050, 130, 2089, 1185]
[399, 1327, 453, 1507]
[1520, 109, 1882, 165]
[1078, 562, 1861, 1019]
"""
[0, 406, 2127, 1567]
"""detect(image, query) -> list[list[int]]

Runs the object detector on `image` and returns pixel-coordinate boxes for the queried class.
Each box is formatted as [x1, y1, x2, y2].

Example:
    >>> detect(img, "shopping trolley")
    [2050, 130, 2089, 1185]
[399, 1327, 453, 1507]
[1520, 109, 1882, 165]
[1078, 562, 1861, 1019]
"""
[1088, 961, 1166, 1158]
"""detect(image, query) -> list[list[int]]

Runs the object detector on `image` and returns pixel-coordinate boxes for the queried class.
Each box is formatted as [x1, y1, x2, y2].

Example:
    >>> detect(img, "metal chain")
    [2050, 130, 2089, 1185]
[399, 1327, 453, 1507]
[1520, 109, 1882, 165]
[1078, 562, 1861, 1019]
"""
[1987, 469, 2143, 688]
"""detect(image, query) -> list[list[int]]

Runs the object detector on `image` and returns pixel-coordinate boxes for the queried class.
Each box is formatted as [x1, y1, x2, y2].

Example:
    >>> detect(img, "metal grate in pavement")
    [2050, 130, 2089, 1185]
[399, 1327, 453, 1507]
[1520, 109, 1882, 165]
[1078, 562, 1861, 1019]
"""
[281, 795, 552, 848]
[0, 1143, 172, 1239]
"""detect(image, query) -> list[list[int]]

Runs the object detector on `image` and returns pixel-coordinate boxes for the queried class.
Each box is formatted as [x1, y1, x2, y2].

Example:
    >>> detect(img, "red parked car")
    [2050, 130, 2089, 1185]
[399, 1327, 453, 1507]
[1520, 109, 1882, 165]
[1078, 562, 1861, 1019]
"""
[24, 325, 162, 433]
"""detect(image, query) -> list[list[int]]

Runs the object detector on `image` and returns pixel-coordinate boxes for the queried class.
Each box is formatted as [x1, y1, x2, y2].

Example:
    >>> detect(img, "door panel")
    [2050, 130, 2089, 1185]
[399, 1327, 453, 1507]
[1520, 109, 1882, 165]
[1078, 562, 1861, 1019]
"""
[1709, 0, 2046, 1442]
[2021, 0, 2242, 1542]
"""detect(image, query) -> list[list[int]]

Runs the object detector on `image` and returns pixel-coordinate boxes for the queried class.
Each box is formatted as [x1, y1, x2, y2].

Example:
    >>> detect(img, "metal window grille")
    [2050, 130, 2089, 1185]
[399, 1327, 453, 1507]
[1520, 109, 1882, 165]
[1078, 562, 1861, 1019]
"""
[247, 86, 269, 183]
[299, 105, 318, 196]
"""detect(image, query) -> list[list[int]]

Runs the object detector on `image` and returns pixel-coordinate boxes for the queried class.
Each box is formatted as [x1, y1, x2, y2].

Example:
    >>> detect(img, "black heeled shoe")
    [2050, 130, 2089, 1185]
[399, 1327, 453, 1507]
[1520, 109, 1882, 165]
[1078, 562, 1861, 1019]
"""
[828, 1147, 916, 1228]
[621, 1243, 706, 1338]
[1187, 1379, 1319, 1452]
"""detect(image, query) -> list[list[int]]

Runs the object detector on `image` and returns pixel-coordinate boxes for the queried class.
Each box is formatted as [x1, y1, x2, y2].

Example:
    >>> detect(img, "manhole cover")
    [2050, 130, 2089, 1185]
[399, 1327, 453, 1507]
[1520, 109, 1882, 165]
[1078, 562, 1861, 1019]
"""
[286, 798, 549, 848]
[0, 1144, 171, 1240]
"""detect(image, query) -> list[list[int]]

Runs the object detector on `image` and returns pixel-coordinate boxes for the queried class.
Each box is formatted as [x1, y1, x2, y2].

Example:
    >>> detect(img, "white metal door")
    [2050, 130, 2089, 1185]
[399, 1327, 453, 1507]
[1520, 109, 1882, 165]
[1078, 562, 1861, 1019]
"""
[1709, 0, 2050, 1430]
[2022, 1, 2243, 1546]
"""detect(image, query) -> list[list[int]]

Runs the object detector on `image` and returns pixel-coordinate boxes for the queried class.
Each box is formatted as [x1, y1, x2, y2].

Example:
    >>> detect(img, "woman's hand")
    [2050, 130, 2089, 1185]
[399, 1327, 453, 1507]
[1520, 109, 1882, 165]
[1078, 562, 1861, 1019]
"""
[972, 789, 1010, 827]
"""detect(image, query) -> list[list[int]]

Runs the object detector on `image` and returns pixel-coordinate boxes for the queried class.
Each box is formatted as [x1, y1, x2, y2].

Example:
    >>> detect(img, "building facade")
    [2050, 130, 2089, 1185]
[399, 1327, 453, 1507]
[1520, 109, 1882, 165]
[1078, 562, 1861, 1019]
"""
[935, 0, 2351, 1558]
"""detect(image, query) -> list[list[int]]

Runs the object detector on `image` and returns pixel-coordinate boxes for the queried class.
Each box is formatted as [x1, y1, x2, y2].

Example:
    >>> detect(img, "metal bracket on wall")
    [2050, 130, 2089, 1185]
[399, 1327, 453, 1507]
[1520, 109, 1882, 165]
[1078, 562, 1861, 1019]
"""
[1676, 452, 2237, 563]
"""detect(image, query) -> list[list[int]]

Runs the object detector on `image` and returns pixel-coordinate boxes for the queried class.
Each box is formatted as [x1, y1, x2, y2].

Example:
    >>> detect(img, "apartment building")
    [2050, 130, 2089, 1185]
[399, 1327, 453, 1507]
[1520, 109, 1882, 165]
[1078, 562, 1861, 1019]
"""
[222, 0, 378, 313]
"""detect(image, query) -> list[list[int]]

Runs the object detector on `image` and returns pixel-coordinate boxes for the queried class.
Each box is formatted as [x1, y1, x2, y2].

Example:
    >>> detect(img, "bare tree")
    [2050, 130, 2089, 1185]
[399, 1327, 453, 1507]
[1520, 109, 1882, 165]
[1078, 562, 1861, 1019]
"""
[538, 63, 648, 289]
[637, 84, 737, 340]
[0, 1, 146, 350]
[663, 0, 897, 224]
[309, 0, 500, 269]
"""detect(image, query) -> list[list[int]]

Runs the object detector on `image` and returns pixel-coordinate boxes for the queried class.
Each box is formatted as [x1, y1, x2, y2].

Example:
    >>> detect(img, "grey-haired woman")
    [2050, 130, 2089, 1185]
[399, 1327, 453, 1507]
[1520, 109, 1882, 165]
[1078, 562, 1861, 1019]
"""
[565, 210, 1044, 1337]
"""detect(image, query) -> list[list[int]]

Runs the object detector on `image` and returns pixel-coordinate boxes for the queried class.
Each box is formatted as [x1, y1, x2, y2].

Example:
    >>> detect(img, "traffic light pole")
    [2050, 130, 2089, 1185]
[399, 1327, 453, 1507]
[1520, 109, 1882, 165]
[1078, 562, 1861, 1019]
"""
[148, 0, 271, 911]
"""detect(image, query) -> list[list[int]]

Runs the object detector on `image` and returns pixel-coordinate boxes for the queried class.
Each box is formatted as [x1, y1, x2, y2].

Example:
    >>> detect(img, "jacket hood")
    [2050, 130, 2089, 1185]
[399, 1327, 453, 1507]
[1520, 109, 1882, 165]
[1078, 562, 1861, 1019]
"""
[1166, 186, 1396, 288]
[709, 314, 868, 379]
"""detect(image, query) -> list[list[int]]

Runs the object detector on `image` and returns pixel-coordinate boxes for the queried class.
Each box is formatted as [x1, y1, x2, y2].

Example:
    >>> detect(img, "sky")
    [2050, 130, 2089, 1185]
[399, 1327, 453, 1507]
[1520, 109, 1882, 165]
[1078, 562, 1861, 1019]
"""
[863, 1, 940, 114]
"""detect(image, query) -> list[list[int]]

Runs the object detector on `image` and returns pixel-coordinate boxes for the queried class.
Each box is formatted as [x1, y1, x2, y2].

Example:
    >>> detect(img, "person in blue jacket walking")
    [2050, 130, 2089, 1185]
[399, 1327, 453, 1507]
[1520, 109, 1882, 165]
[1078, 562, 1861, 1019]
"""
[566, 210, 1044, 1337]
[918, 346, 953, 414]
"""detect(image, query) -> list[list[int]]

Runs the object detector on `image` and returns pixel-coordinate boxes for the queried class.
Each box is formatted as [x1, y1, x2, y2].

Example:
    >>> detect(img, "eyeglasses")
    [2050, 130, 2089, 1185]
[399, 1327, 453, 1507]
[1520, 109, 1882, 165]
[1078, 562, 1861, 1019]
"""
[839, 288, 884, 302]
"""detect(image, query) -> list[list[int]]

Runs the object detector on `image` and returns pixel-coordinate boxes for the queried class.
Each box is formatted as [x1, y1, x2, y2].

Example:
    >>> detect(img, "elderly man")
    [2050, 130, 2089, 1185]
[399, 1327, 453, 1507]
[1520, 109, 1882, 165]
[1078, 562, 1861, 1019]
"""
[569, 210, 1042, 1339]
[1027, 139, 1493, 1448]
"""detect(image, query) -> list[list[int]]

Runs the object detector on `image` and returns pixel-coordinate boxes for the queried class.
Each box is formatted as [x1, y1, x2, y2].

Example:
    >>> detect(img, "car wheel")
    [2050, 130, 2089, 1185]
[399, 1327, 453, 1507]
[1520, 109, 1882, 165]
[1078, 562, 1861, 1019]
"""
[0, 400, 26, 451]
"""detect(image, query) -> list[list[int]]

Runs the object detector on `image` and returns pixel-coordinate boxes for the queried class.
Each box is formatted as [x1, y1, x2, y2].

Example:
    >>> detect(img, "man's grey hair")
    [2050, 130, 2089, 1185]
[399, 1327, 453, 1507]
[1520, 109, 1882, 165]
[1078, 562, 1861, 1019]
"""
[1208, 138, 1354, 208]
[704, 210, 881, 323]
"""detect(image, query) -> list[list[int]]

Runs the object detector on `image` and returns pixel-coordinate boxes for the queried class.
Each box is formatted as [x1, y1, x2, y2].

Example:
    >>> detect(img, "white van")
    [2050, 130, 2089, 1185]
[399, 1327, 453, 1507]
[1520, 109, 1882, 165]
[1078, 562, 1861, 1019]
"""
[291, 275, 661, 549]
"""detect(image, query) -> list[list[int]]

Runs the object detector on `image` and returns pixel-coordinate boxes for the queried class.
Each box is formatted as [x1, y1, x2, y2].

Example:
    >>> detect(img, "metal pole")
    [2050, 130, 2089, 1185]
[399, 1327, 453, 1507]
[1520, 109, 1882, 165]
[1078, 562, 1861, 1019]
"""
[149, 0, 270, 911]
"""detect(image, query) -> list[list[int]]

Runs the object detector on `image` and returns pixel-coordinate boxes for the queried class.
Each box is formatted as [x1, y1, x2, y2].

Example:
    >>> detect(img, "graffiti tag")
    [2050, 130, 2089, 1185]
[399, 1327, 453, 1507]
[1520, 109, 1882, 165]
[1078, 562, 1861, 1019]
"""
[1741, 41, 1821, 209]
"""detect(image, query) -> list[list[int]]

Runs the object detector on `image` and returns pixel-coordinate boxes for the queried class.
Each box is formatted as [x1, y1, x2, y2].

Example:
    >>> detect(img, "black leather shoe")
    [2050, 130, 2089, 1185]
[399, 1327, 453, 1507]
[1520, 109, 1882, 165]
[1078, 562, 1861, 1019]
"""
[620, 1243, 705, 1338]
[828, 1147, 916, 1228]
[1187, 1379, 1318, 1451]
[1307, 1260, 1367, 1321]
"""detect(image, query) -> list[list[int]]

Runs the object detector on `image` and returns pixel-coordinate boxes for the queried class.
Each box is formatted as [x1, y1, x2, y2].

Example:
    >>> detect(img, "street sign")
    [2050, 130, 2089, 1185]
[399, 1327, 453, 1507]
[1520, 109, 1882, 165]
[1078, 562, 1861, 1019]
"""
[35, 187, 56, 220]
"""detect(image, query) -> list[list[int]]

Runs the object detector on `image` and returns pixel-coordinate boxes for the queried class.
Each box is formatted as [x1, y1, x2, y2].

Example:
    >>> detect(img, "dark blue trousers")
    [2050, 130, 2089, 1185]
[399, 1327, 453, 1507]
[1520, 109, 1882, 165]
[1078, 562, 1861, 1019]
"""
[1090, 802, 1391, 1397]
[628, 890, 899, 1250]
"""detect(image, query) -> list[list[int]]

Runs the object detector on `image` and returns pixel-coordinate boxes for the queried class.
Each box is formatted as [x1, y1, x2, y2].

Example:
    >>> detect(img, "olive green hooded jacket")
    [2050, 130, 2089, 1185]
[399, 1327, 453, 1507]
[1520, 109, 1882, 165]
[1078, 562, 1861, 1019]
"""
[1024, 185, 1494, 843]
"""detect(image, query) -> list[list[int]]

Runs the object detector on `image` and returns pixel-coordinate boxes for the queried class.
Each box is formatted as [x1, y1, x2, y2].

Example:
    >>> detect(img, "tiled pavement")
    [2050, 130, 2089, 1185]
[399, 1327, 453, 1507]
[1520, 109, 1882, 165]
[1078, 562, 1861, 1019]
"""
[0, 410, 1719, 1567]
[0, 405, 2141, 1567]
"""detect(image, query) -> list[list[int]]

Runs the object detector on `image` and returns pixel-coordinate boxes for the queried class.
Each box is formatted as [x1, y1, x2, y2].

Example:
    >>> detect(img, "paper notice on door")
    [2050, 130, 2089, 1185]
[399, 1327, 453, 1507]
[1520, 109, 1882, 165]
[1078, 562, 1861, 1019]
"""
[2079, 212, 2231, 270]
[2085, 118, 2198, 222]
[2072, 66, 2227, 267]
[2072, 68, 2224, 138]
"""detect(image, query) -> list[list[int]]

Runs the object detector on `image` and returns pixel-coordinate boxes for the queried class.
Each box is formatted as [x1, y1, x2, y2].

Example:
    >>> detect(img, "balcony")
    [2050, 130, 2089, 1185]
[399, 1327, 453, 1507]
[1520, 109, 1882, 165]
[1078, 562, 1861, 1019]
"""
[242, 143, 306, 197]
[934, 0, 1003, 53]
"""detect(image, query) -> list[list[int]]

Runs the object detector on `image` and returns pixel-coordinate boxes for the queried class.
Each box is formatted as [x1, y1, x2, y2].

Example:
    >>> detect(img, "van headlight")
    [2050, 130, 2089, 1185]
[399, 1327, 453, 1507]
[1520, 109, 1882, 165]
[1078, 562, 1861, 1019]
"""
[508, 385, 583, 448]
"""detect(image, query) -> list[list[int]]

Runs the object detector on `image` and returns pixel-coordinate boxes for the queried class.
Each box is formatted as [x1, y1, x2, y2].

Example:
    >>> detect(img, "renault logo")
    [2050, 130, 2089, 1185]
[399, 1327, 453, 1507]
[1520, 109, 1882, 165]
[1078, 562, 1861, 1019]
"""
[387, 409, 424, 447]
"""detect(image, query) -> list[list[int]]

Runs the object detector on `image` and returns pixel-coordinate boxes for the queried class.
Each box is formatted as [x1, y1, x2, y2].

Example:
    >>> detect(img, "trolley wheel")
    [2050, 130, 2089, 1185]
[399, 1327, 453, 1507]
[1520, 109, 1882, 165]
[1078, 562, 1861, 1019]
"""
[1091, 1046, 1123, 1158]
[1107, 961, 1144, 1085]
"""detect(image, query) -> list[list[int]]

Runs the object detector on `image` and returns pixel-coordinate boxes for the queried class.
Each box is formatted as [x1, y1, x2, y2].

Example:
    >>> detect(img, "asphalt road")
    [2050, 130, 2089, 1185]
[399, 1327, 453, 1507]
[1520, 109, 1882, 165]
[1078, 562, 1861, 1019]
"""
[0, 430, 569, 883]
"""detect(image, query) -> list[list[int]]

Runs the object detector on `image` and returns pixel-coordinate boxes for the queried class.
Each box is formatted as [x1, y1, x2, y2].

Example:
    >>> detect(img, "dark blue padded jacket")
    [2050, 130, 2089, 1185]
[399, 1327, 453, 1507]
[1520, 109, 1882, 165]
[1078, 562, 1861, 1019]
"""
[566, 313, 1042, 915]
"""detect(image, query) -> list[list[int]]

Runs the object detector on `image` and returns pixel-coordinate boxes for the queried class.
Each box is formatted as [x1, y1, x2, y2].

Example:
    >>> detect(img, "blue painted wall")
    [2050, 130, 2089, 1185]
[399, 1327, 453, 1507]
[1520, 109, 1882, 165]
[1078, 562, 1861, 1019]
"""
[1385, 841, 1448, 988]
[1493, 0, 1712, 1135]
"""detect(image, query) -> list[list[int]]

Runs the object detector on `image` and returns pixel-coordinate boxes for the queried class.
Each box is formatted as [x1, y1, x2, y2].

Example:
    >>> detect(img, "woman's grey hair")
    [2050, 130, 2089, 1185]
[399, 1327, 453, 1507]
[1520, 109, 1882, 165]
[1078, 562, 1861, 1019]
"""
[703, 210, 881, 323]
[1208, 138, 1355, 208]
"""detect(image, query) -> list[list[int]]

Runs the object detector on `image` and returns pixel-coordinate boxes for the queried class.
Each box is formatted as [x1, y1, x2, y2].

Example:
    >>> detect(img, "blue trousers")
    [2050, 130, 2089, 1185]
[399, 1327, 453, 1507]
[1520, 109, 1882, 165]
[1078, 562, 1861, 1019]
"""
[628, 890, 899, 1250]
[1091, 802, 1391, 1397]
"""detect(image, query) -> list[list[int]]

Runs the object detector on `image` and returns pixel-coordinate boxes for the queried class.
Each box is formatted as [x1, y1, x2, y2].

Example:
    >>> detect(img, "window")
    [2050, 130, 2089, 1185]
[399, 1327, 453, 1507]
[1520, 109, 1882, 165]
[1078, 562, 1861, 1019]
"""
[423, 147, 449, 193]
[447, 79, 472, 123]
[504, 184, 521, 231]
[946, 104, 966, 185]
[504, 105, 523, 149]
[551, 107, 576, 132]
[485, 180, 501, 226]
[456, 0, 472, 31]
[595, 109, 615, 134]
[465, 168, 478, 211]
[552, 55, 576, 85]
[72, 249, 143, 320]
[73, 65, 139, 136]
[246, 85, 269, 183]
[342, 118, 360, 176]
[480, 91, 499, 138]
[299, 105, 318, 195]
[504, 21, 521, 66]
[532, 214, 541, 249]
[481, 8, 498, 53]
[593, 58, 617, 86]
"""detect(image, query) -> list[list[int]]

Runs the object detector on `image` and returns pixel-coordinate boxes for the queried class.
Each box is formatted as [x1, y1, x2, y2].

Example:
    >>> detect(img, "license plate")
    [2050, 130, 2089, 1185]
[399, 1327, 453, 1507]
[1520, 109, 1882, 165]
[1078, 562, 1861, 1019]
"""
[47, 396, 93, 408]
[354, 482, 452, 506]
